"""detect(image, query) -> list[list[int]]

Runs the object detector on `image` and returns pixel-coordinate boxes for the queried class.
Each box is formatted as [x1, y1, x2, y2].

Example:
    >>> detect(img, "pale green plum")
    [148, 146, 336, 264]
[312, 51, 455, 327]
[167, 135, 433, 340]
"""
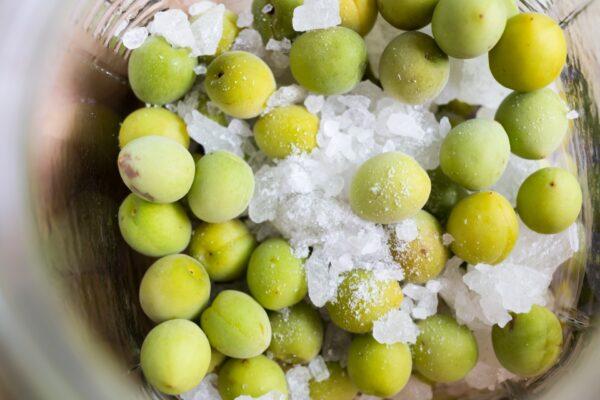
[253, 105, 319, 159]
[349, 152, 431, 224]
[200, 290, 272, 358]
[139, 254, 211, 323]
[252, 0, 302, 42]
[379, 32, 449, 105]
[490, 13, 567, 92]
[389, 211, 449, 284]
[290, 27, 367, 95]
[377, 0, 439, 30]
[118, 107, 189, 148]
[309, 362, 358, 400]
[218, 355, 288, 400]
[440, 119, 510, 190]
[204, 51, 276, 119]
[189, 219, 257, 282]
[118, 136, 195, 203]
[517, 167, 582, 234]
[118, 194, 191, 257]
[128, 36, 197, 105]
[247, 238, 307, 310]
[447, 191, 519, 265]
[268, 302, 324, 363]
[413, 315, 478, 383]
[208, 348, 227, 373]
[495, 88, 569, 160]
[432, 0, 507, 59]
[503, 0, 519, 17]
[424, 167, 469, 223]
[492, 305, 563, 377]
[327, 269, 403, 334]
[217, 11, 240, 56]
[187, 151, 255, 223]
[347, 334, 412, 397]
[339, 0, 378, 36]
[140, 319, 211, 395]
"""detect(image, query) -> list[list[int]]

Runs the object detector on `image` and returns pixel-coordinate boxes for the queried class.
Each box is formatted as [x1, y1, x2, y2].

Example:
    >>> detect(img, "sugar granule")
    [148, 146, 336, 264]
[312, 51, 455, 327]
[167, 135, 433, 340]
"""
[292, 0, 341, 31]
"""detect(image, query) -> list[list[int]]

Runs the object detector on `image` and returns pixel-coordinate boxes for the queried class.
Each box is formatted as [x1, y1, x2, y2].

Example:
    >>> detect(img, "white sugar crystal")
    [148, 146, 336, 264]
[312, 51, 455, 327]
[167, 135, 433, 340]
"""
[235, 392, 287, 400]
[391, 376, 433, 400]
[122, 26, 148, 49]
[373, 308, 420, 344]
[304, 95, 325, 114]
[190, 4, 225, 56]
[262, 3, 274, 13]
[286, 366, 311, 400]
[228, 119, 253, 137]
[492, 155, 540, 205]
[442, 233, 454, 246]
[185, 110, 244, 156]
[308, 356, 330, 382]
[181, 374, 221, 400]
[322, 323, 352, 365]
[233, 29, 266, 58]
[189, 1, 217, 16]
[237, 10, 254, 28]
[148, 9, 195, 49]
[426, 280, 442, 293]
[567, 109, 580, 120]
[393, 218, 419, 242]
[403, 284, 439, 320]
[194, 64, 207, 75]
[292, 0, 341, 31]
[266, 38, 292, 52]
[265, 85, 308, 112]
[465, 328, 515, 390]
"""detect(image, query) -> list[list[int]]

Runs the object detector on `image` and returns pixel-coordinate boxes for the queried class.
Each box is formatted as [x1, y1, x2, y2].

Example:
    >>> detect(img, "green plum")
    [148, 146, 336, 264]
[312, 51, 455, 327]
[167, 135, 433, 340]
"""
[247, 238, 307, 310]
[327, 269, 403, 334]
[208, 348, 227, 373]
[187, 151, 255, 223]
[309, 362, 358, 400]
[269, 302, 324, 363]
[495, 88, 569, 160]
[217, 10, 240, 56]
[492, 305, 563, 377]
[432, 0, 507, 59]
[447, 191, 519, 265]
[252, 0, 302, 42]
[377, 0, 439, 31]
[118, 107, 189, 148]
[189, 219, 257, 282]
[435, 100, 480, 128]
[118, 136, 195, 203]
[139, 254, 211, 323]
[128, 36, 197, 105]
[424, 167, 469, 223]
[118, 194, 191, 257]
[253, 105, 319, 159]
[200, 290, 272, 358]
[290, 27, 367, 95]
[389, 211, 449, 284]
[490, 13, 567, 92]
[517, 167, 582, 234]
[440, 119, 510, 190]
[218, 355, 288, 400]
[347, 334, 412, 397]
[204, 51, 276, 119]
[339, 0, 379, 36]
[379, 31, 449, 105]
[413, 315, 478, 383]
[503, 0, 519, 17]
[140, 319, 211, 395]
[349, 152, 431, 224]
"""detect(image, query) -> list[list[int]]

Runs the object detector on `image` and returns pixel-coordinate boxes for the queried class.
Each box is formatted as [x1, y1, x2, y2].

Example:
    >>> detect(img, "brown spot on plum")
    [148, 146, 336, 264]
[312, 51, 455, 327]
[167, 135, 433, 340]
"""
[118, 153, 139, 178]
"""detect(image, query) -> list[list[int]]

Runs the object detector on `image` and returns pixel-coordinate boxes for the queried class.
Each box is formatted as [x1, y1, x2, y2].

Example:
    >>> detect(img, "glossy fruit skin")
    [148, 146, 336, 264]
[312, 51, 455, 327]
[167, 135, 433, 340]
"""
[128, 36, 197, 105]
[390, 211, 449, 284]
[424, 167, 469, 223]
[347, 334, 412, 397]
[269, 302, 324, 363]
[377, 0, 439, 31]
[413, 315, 478, 383]
[208, 348, 226, 373]
[489, 13, 567, 92]
[139, 254, 211, 323]
[189, 219, 257, 282]
[350, 152, 431, 224]
[447, 191, 519, 265]
[492, 305, 563, 377]
[118, 107, 189, 148]
[140, 319, 210, 395]
[309, 362, 358, 400]
[439, 119, 510, 191]
[339, 0, 378, 36]
[432, 0, 507, 59]
[204, 51, 276, 119]
[118, 136, 195, 204]
[254, 105, 319, 159]
[118, 194, 191, 257]
[502, 0, 519, 17]
[252, 0, 303, 42]
[218, 10, 240, 55]
[495, 88, 569, 160]
[379, 31, 449, 105]
[200, 290, 272, 359]
[247, 238, 307, 310]
[326, 269, 403, 334]
[290, 27, 367, 95]
[187, 151, 255, 223]
[217, 355, 289, 400]
[517, 167, 582, 234]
